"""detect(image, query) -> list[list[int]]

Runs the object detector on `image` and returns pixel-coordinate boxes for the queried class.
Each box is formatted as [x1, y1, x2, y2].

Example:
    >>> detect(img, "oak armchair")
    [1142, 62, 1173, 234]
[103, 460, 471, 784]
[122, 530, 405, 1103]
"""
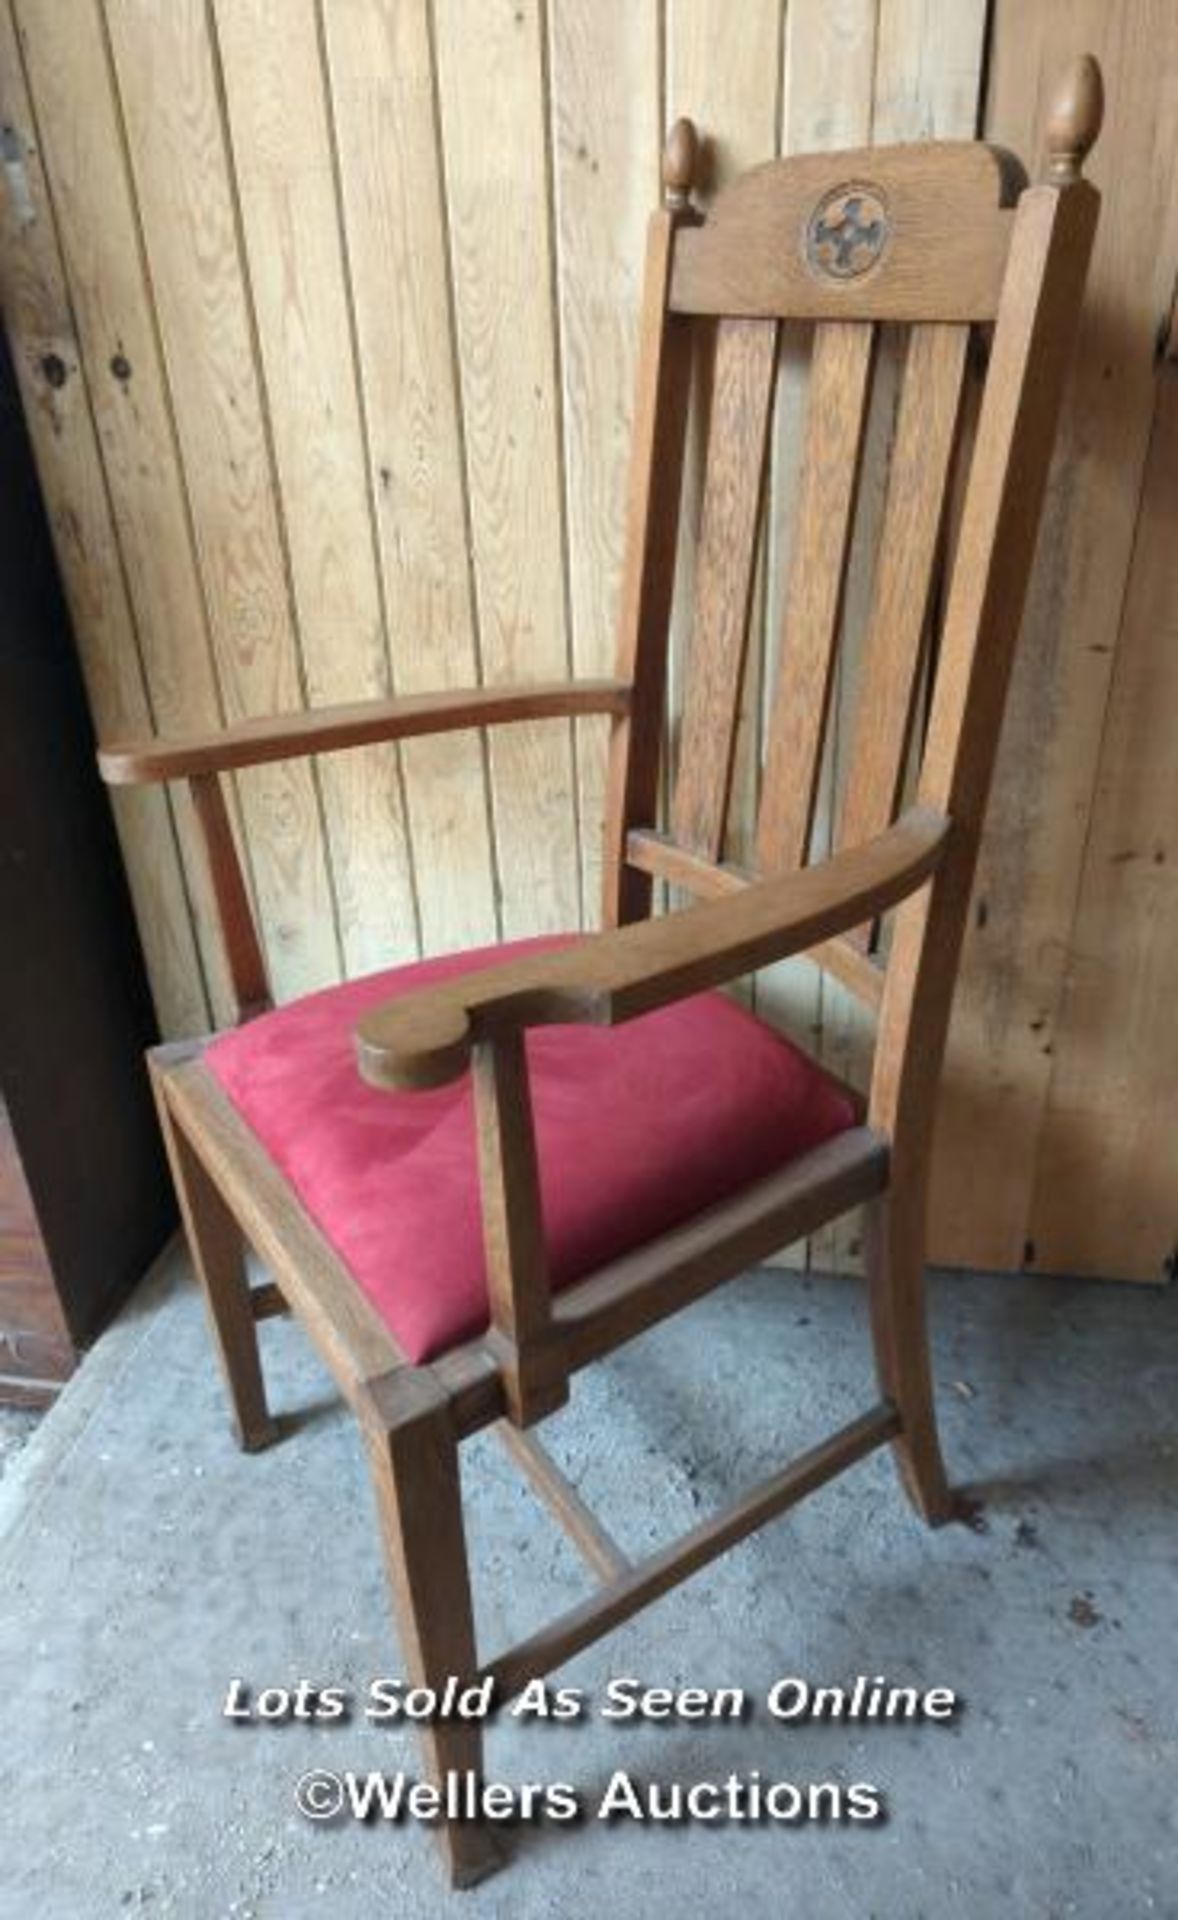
[99, 57, 1103, 1888]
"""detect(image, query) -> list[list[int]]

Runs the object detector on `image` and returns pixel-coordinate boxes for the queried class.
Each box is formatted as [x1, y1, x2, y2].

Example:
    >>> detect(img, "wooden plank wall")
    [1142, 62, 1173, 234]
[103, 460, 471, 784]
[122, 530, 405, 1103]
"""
[0, 1, 1172, 1283]
[928, 0, 1178, 1283]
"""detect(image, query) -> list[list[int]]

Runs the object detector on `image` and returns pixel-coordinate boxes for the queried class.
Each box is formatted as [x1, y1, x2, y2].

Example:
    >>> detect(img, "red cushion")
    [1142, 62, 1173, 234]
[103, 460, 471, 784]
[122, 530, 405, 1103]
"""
[205, 937, 857, 1364]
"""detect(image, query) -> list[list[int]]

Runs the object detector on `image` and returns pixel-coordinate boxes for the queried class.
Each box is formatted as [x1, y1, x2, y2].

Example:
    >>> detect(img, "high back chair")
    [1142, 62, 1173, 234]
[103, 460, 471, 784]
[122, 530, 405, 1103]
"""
[99, 57, 1103, 1887]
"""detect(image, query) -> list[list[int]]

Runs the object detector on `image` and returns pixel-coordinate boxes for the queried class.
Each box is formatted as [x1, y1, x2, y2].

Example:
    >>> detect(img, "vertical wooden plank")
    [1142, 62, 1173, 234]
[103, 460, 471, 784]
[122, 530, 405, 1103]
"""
[671, 317, 778, 859]
[106, 0, 342, 1003]
[1028, 366, 1178, 1280]
[814, 0, 986, 1276]
[14, 0, 238, 1024]
[322, 0, 497, 955]
[754, 0, 876, 1076]
[0, 0, 207, 1036]
[212, 0, 419, 976]
[872, 0, 988, 144]
[666, 0, 783, 874]
[549, 0, 660, 924]
[432, 0, 579, 938]
[929, 0, 1178, 1272]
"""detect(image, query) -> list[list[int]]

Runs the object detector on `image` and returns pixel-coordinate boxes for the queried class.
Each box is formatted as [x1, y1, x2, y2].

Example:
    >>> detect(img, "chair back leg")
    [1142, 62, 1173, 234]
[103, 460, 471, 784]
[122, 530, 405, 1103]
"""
[864, 1183, 955, 1526]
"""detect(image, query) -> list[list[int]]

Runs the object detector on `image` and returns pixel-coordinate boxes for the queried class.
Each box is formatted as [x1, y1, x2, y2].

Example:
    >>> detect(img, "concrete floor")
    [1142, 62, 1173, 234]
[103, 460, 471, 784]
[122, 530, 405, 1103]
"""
[1, 1246, 1176, 1919]
[0, 1403, 40, 1481]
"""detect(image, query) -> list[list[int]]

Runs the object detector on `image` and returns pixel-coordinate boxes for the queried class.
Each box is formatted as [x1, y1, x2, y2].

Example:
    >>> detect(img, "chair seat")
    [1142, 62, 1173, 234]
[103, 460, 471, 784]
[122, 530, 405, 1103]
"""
[205, 936, 858, 1364]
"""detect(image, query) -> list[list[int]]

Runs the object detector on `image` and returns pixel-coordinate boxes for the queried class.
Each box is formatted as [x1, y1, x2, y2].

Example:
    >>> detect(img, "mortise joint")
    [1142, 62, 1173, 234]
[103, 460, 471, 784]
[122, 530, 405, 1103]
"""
[358, 1365, 450, 1438]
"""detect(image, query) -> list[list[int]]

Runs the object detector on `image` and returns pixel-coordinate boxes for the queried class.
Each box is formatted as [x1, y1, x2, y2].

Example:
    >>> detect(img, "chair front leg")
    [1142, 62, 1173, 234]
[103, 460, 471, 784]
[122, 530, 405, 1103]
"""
[360, 1371, 503, 1890]
[152, 1070, 278, 1453]
[864, 1179, 954, 1526]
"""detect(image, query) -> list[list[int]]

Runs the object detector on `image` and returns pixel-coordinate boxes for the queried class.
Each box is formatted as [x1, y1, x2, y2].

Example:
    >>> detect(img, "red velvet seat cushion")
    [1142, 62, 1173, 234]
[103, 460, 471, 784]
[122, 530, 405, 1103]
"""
[205, 937, 857, 1365]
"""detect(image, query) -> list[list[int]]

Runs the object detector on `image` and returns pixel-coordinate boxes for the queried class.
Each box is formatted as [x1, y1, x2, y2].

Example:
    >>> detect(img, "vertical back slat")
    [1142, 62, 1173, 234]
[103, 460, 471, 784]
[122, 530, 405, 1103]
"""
[670, 317, 778, 859]
[838, 324, 970, 866]
[757, 321, 875, 871]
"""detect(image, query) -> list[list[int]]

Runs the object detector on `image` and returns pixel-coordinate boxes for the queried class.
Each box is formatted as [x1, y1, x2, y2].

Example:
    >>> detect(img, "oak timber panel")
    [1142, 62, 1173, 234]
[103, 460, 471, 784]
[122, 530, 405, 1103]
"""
[665, 0, 783, 900]
[213, 0, 420, 977]
[107, 0, 342, 1002]
[0, 0, 206, 1035]
[929, 0, 1178, 1277]
[814, 0, 987, 1277]
[322, 0, 498, 956]
[550, 0, 660, 923]
[1028, 358, 1178, 1280]
[753, 0, 879, 1234]
[432, 0, 579, 939]
[14, 0, 237, 1022]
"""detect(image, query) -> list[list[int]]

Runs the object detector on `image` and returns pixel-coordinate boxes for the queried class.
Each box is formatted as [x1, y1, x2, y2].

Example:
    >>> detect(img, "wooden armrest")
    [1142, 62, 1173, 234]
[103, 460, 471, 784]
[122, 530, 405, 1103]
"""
[356, 806, 952, 1091]
[97, 680, 631, 785]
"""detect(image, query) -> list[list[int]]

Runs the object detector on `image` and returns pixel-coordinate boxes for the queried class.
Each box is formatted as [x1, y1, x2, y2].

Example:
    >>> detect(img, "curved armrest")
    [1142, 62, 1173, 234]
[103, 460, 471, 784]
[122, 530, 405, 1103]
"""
[97, 680, 630, 785]
[356, 805, 951, 1091]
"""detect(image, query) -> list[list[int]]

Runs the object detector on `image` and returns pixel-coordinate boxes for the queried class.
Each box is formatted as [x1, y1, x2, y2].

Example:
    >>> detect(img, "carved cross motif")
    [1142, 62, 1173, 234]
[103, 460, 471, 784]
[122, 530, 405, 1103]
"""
[805, 184, 889, 280]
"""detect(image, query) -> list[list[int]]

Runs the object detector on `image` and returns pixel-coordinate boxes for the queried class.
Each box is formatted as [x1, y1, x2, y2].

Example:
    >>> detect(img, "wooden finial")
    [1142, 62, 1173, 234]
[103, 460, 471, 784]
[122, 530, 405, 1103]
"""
[1044, 53, 1104, 183]
[662, 117, 698, 209]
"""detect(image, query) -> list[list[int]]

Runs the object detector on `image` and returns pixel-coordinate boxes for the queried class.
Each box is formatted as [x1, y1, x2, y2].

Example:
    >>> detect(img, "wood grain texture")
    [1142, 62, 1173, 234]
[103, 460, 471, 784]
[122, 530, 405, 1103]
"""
[432, 0, 579, 938]
[758, 321, 876, 871]
[213, 0, 418, 976]
[928, 0, 1178, 1274]
[356, 806, 948, 1089]
[667, 0, 783, 883]
[837, 325, 968, 864]
[14, 0, 237, 1021]
[473, 1032, 566, 1425]
[358, 1371, 502, 1889]
[0, 0, 206, 1034]
[550, 0, 660, 921]
[107, 0, 341, 1003]
[188, 771, 270, 1021]
[670, 144, 1017, 320]
[100, 680, 631, 783]
[873, 0, 989, 144]
[815, 1, 988, 1276]
[624, 831, 885, 1010]
[600, 206, 694, 928]
[872, 182, 1100, 1174]
[322, 0, 497, 954]
[1028, 359, 1178, 1279]
[753, 0, 878, 1208]
[671, 317, 777, 858]
[153, 1065, 277, 1450]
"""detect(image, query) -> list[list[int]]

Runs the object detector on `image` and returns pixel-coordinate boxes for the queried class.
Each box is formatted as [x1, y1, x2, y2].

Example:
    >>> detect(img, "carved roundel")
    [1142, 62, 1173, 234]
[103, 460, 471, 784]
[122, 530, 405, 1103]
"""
[804, 182, 890, 281]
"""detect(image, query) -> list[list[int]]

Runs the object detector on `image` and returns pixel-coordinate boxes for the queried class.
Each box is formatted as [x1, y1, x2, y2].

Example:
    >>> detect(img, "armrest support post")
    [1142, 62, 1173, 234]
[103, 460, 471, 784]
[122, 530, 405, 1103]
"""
[189, 772, 270, 1023]
[472, 1033, 568, 1426]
